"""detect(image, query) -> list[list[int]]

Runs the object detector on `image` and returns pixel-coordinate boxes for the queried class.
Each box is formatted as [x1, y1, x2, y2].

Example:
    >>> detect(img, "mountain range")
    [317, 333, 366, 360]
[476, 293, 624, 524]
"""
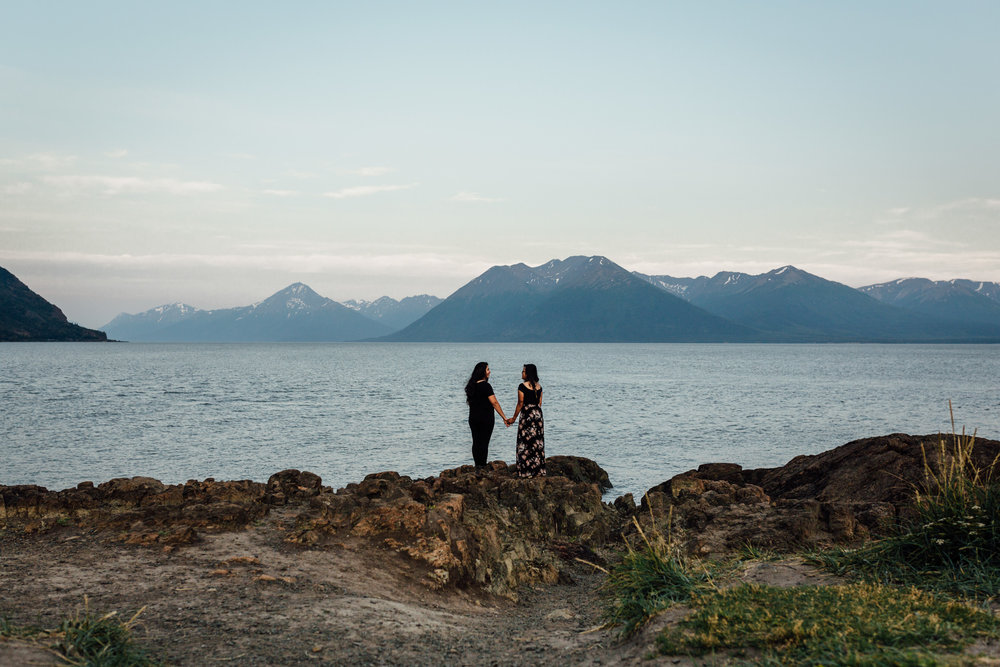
[6, 258, 1000, 344]
[0, 266, 107, 342]
[100, 284, 432, 342]
[636, 266, 1000, 342]
[858, 278, 1000, 327]
[342, 295, 443, 331]
[383, 256, 756, 342]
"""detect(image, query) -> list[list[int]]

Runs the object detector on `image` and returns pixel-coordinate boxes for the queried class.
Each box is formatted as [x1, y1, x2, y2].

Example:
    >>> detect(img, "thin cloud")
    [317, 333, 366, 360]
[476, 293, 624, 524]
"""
[105, 149, 129, 159]
[1, 182, 33, 195]
[0, 249, 485, 278]
[43, 175, 224, 196]
[341, 166, 393, 177]
[879, 198, 1000, 225]
[0, 152, 78, 171]
[323, 183, 416, 199]
[842, 229, 964, 250]
[261, 189, 299, 197]
[450, 192, 504, 203]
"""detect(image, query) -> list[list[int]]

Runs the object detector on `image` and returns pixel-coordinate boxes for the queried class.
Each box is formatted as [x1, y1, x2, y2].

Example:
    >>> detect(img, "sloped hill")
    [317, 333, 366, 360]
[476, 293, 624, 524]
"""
[0, 266, 107, 342]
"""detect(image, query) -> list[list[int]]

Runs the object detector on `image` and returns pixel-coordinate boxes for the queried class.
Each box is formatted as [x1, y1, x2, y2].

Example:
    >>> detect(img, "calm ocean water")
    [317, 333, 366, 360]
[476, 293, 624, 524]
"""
[2, 343, 999, 499]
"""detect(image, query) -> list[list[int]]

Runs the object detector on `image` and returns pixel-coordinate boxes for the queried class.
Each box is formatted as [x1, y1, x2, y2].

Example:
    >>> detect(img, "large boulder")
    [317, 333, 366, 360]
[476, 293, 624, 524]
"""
[630, 433, 1000, 557]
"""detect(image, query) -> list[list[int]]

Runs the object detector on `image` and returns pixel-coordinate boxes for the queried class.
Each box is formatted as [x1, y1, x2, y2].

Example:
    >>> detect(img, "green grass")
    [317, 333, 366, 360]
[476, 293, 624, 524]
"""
[812, 424, 1000, 600]
[1, 603, 162, 667]
[601, 511, 714, 637]
[737, 542, 782, 563]
[602, 407, 1000, 664]
[656, 582, 999, 665]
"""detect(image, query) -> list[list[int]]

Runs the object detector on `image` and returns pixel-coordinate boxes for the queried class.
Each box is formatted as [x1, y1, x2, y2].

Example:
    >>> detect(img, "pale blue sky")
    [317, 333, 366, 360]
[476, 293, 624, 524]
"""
[2, 1, 999, 327]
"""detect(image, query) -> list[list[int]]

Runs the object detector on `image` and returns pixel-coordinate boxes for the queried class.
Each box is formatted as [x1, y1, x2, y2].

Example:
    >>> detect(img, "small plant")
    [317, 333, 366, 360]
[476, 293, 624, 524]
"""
[53, 600, 160, 667]
[656, 582, 999, 664]
[737, 542, 781, 562]
[0, 602, 161, 666]
[601, 505, 711, 637]
[814, 404, 1000, 599]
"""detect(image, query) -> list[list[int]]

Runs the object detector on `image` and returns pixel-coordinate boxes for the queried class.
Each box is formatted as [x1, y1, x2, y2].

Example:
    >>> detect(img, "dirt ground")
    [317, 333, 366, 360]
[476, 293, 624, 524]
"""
[3, 510, 991, 666]
[2, 506, 625, 666]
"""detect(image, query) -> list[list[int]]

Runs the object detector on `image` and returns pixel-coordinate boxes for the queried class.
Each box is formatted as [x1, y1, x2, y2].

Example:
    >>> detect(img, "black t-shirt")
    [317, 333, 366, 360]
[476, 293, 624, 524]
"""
[468, 381, 495, 421]
[519, 383, 542, 406]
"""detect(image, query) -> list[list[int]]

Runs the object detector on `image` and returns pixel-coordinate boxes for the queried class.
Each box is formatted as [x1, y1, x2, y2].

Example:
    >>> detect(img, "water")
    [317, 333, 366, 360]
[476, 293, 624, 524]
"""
[2, 343, 999, 499]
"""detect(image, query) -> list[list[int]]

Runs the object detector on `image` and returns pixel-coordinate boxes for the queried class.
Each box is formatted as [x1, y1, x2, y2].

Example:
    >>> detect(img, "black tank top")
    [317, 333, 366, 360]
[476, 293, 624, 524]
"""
[519, 383, 542, 406]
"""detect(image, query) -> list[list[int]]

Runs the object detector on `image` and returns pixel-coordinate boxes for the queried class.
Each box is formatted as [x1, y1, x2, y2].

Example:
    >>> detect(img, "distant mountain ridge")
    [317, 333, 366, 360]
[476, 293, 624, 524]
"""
[103, 283, 393, 342]
[342, 295, 443, 331]
[0, 266, 107, 342]
[102, 285, 441, 342]
[858, 278, 1000, 326]
[636, 266, 1000, 342]
[384, 256, 758, 342]
[22, 258, 1000, 344]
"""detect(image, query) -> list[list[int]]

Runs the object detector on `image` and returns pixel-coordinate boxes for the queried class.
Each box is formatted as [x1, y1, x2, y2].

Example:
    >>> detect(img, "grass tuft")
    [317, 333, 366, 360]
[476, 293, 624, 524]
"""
[55, 602, 159, 667]
[813, 404, 1000, 600]
[601, 505, 711, 636]
[0, 600, 161, 667]
[656, 582, 999, 665]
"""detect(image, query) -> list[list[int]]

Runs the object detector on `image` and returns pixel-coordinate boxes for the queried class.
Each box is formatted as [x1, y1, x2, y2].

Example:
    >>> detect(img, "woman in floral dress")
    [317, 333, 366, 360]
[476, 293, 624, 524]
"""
[506, 364, 545, 477]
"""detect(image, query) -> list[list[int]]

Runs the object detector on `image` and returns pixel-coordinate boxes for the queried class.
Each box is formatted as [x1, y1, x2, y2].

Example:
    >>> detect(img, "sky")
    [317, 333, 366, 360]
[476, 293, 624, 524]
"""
[2, 1, 999, 329]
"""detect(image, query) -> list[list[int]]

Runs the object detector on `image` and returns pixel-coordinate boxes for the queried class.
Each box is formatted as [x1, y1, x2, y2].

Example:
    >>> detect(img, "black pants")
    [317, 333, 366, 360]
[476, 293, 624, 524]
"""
[469, 416, 495, 467]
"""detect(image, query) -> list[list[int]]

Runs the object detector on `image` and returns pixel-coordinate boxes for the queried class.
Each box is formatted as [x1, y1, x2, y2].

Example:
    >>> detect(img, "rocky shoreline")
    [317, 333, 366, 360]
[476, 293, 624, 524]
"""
[2, 432, 998, 664]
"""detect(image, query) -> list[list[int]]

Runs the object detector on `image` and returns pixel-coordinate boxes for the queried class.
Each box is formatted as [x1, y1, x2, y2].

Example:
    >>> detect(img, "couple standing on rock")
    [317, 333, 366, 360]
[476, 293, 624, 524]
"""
[464, 362, 545, 478]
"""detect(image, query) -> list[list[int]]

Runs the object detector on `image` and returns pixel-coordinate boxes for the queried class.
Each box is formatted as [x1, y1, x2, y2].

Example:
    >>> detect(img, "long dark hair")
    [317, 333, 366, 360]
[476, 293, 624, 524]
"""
[465, 361, 489, 404]
[523, 363, 539, 387]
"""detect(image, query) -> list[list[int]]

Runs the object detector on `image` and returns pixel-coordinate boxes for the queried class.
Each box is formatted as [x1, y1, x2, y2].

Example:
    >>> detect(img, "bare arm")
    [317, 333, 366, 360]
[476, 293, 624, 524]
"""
[488, 394, 509, 424]
[510, 389, 525, 424]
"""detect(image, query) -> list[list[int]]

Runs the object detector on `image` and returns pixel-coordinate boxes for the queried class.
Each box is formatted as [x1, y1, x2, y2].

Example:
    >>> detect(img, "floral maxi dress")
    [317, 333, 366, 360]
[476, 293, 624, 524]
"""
[516, 383, 545, 478]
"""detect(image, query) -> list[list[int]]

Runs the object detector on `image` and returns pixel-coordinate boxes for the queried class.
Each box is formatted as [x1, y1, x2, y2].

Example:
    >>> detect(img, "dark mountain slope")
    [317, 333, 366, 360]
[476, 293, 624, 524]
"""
[0, 266, 107, 342]
[385, 256, 760, 342]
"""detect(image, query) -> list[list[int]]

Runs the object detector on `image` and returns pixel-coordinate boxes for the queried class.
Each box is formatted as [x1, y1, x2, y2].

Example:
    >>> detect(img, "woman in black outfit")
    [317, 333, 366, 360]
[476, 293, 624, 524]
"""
[464, 362, 510, 468]
[507, 363, 545, 477]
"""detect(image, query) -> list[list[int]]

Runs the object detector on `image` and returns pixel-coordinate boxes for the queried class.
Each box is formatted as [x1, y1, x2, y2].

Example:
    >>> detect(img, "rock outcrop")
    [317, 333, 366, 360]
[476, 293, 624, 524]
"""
[283, 456, 618, 598]
[0, 456, 618, 599]
[629, 433, 1000, 556]
[0, 476, 270, 545]
[4, 434, 998, 595]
